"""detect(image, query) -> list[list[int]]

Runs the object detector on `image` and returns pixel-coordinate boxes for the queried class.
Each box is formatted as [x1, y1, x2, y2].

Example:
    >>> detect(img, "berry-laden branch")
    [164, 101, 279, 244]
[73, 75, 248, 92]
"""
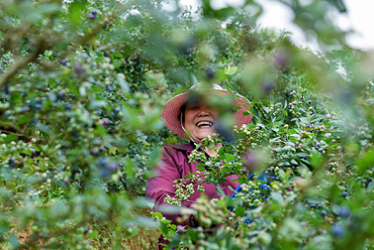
[0, 38, 46, 89]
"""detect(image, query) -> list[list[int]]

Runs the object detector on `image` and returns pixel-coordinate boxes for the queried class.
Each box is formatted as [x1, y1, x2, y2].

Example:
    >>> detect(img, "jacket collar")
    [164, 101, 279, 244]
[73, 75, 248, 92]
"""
[169, 141, 196, 154]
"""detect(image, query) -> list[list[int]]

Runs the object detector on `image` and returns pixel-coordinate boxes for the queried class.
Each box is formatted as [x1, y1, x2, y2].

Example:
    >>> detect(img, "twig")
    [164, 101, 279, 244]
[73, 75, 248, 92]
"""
[0, 39, 46, 88]
[0, 122, 24, 135]
[0, 129, 26, 137]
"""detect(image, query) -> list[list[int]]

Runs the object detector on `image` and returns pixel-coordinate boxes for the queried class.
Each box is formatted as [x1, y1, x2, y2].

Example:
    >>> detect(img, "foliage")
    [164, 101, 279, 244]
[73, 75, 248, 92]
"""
[0, 0, 374, 249]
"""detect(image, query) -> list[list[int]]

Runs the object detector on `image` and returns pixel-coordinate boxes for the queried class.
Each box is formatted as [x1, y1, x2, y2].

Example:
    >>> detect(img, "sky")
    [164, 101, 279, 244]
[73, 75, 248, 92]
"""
[170, 0, 374, 51]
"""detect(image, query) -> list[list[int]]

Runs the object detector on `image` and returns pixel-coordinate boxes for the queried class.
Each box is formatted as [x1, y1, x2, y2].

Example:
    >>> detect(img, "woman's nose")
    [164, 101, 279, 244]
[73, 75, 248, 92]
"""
[198, 107, 211, 116]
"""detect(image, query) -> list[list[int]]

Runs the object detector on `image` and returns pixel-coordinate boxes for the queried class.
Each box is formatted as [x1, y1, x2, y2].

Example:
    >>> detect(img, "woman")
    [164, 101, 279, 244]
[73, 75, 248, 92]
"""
[145, 84, 252, 249]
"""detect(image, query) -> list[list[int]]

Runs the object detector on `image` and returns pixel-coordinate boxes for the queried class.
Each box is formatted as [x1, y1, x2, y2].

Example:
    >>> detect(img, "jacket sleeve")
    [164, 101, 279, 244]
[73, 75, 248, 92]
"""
[145, 146, 194, 225]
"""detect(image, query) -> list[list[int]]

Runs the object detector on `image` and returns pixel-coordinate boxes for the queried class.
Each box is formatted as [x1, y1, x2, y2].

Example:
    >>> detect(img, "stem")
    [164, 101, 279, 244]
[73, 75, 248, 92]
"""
[0, 39, 46, 88]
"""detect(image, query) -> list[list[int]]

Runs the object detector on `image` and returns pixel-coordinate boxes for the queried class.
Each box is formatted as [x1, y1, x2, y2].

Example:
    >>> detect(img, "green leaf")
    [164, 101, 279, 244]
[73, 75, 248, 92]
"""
[226, 66, 238, 75]
[88, 230, 99, 238]
[234, 206, 245, 217]
[215, 184, 225, 197]
[68, 1, 86, 28]
[4, 134, 18, 142]
[271, 192, 284, 205]
[113, 60, 123, 69]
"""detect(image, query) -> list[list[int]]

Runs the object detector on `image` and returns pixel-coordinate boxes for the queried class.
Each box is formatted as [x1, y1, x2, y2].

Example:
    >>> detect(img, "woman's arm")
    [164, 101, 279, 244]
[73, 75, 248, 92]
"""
[145, 146, 194, 225]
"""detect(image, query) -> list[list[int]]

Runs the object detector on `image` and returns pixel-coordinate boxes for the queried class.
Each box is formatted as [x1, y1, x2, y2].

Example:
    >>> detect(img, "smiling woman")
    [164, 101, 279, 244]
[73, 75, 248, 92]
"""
[145, 83, 252, 249]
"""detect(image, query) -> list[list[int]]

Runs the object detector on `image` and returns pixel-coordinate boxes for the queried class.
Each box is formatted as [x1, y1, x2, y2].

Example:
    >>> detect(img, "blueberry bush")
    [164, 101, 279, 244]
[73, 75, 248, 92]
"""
[0, 0, 374, 249]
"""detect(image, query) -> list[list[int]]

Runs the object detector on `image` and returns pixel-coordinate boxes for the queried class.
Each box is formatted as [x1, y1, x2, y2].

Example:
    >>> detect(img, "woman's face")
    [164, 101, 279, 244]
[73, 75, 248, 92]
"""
[183, 100, 218, 143]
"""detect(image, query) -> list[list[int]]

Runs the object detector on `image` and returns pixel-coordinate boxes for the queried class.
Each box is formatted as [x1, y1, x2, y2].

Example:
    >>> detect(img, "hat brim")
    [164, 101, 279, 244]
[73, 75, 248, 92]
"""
[161, 89, 252, 138]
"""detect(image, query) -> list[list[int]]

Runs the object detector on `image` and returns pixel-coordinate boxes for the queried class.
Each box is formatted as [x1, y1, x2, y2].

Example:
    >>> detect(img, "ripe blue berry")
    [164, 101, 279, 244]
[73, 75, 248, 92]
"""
[331, 224, 345, 237]
[339, 206, 350, 218]
[342, 191, 347, 198]
[60, 59, 68, 66]
[9, 158, 15, 167]
[205, 68, 215, 79]
[88, 13, 96, 20]
[91, 9, 98, 16]
[64, 103, 72, 110]
[91, 148, 99, 155]
[321, 210, 327, 217]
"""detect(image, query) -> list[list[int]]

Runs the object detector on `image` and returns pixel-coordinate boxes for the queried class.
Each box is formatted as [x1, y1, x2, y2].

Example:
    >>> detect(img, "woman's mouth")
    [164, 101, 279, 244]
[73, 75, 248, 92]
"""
[196, 121, 214, 128]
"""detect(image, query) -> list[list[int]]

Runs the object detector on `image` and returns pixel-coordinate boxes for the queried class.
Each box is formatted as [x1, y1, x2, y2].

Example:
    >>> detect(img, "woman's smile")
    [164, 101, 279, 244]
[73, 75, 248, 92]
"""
[183, 101, 218, 143]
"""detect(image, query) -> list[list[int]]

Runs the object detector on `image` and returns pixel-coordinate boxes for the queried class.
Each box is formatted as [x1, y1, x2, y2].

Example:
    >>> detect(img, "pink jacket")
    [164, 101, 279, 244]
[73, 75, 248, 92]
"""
[145, 142, 240, 249]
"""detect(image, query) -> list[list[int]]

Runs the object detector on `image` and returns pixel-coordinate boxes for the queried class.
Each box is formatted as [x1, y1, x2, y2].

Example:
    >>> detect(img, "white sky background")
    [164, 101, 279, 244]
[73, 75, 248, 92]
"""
[165, 0, 374, 51]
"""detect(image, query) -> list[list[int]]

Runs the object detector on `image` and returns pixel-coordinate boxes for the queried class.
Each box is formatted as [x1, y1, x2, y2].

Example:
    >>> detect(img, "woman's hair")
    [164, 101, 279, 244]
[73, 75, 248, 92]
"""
[179, 92, 201, 122]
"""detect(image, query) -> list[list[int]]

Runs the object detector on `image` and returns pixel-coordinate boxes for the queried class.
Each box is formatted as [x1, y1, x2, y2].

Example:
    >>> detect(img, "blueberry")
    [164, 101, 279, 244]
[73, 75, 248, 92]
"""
[205, 68, 215, 80]
[318, 148, 323, 153]
[107, 162, 119, 171]
[72, 130, 79, 138]
[339, 206, 351, 218]
[97, 157, 108, 169]
[91, 148, 99, 155]
[308, 100, 312, 104]
[100, 118, 110, 125]
[64, 103, 72, 110]
[331, 224, 346, 237]
[91, 9, 98, 16]
[274, 51, 287, 68]
[57, 91, 64, 101]
[309, 203, 316, 209]
[262, 81, 274, 94]
[31, 148, 36, 155]
[342, 191, 347, 198]
[99, 146, 105, 152]
[9, 158, 15, 167]
[96, 110, 103, 116]
[290, 92, 294, 96]
[20, 107, 28, 114]
[114, 107, 120, 113]
[30, 118, 39, 124]
[110, 49, 115, 53]
[321, 210, 327, 217]
[34, 103, 42, 111]
[60, 59, 68, 66]
[88, 13, 96, 20]
[74, 64, 84, 75]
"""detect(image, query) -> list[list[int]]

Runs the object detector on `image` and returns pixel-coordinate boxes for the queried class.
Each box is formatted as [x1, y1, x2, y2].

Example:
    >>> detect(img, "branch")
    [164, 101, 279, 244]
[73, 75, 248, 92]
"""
[0, 39, 46, 88]
[0, 122, 24, 135]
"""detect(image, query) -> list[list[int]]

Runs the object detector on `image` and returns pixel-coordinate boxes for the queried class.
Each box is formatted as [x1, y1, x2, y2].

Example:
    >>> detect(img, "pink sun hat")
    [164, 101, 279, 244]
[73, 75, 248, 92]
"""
[161, 84, 252, 138]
